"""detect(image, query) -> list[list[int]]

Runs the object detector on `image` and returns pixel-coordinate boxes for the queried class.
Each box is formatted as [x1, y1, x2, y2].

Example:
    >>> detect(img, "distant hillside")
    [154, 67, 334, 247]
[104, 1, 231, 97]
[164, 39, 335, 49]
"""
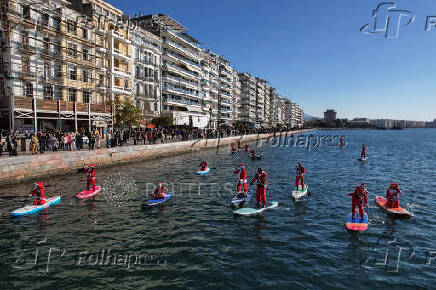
[304, 113, 319, 121]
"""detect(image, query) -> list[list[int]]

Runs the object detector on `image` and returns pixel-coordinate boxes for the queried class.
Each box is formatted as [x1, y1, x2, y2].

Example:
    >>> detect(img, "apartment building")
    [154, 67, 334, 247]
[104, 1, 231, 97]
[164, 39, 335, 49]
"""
[264, 84, 274, 127]
[217, 57, 233, 126]
[133, 14, 207, 128]
[200, 51, 219, 128]
[232, 71, 241, 122]
[131, 25, 162, 120]
[238, 72, 256, 125]
[255, 78, 266, 127]
[0, 0, 113, 132]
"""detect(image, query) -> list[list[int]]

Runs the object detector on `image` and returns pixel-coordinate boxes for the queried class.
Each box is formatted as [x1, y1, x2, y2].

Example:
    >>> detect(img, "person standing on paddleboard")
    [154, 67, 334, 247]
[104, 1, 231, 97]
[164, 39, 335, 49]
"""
[153, 182, 168, 199]
[86, 164, 96, 192]
[295, 162, 306, 190]
[233, 164, 248, 197]
[237, 140, 242, 150]
[244, 144, 250, 152]
[29, 182, 47, 205]
[199, 160, 208, 171]
[348, 183, 368, 220]
[361, 144, 367, 159]
[231, 143, 237, 154]
[386, 183, 402, 208]
[250, 168, 267, 208]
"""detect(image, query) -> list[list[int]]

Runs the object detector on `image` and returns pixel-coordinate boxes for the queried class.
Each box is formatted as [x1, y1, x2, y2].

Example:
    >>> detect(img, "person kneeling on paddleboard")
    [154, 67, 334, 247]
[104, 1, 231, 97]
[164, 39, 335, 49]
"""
[244, 144, 250, 152]
[251, 149, 258, 158]
[29, 182, 47, 205]
[199, 160, 208, 171]
[153, 182, 167, 199]
[348, 183, 368, 220]
[86, 164, 96, 192]
[233, 164, 248, 197]
[295, 162, 306, 190]
[250, 168, 267, 208]
[386, 183, 402, 208]
[361, 144, 367, 159]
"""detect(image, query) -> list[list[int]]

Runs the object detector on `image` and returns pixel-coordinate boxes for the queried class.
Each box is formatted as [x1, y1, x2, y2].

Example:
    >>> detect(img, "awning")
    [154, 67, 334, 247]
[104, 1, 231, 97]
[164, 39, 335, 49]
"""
[187, 105, 203, 112]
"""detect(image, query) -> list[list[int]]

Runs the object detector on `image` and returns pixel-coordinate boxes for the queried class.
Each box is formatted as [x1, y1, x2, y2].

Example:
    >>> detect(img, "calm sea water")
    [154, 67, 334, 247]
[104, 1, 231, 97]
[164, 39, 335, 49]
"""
[0, 129, 435, 289]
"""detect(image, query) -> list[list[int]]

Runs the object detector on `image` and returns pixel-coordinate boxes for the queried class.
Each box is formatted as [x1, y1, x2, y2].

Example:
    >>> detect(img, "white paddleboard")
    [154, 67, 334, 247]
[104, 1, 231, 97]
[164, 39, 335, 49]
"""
[233, 201, 278, 216]
[292, 185, 309, 199]
[11, 196, 61, 216]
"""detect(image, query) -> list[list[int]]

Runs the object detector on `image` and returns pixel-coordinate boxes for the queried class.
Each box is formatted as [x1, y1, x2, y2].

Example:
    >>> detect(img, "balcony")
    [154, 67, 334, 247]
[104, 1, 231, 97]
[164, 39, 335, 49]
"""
[165, 39, 199, 60]
[163, 83, 201, 99]
[17, 43, 36, 55]
[113, 48, 131, 61]
[113, 67, 131, 78]
[164, 50, 201, 70]
[162, 75, 198, 89]
[111, 30, 130, 43]
[163, 62, 200, 80]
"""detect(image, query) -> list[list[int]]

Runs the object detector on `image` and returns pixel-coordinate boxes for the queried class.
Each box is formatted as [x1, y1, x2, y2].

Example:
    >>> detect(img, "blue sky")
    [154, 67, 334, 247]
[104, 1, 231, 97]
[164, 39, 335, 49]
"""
[107, 0, 436, 121]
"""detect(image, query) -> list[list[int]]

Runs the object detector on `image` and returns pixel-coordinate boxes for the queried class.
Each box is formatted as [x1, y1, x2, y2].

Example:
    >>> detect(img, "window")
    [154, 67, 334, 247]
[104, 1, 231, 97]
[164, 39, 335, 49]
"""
[82, 90, 91, 103]
[54, 63, 61, 78]
[42, 37, 50, 52]
[52, 18, 60, 31]
[43, 64, 50, 80]
[53, 40, 61, 54]
[54, 85, 61, 100]
[82, 47, 89, 60]
[22, 56, 30, 72]
[67, 43, 77, 58]
[22, 5, 30, 19]
[43, 85, 53, 99]
[41, 13, 49, 26]
[68, 88, 76, 102]
[67, 20, 76, 34]
[67, 65, 77, 80]
[82, 28, 88, 39]
[82, 69, 90, 82]
[24, 82, 33, 98]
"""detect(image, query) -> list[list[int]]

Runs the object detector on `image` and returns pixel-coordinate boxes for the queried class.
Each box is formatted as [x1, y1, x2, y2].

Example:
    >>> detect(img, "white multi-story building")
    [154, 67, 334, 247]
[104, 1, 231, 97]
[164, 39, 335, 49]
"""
[131, 25, 162, 120]
[232, 71, 241, 122]
[134, 14, 207, 128]
[238, 73, 256, 125]
[255, 77, 266, 127]
[217, 57, 233, 126]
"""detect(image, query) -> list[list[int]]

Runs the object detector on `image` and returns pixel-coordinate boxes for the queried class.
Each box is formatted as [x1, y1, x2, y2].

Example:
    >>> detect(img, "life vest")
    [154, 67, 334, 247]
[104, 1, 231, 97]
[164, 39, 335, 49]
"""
[253, 171, 267, 187]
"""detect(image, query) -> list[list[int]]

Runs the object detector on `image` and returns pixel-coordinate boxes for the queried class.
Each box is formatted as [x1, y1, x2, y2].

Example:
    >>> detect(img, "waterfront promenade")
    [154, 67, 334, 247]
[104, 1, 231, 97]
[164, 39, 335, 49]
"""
[0, 130, 312, 186]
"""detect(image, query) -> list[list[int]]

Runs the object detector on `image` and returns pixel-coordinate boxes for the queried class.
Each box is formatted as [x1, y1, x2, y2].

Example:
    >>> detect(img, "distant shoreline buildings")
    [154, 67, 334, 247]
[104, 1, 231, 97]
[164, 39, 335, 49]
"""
[321, 110, 434, 129]
[0, 0, 303, 132]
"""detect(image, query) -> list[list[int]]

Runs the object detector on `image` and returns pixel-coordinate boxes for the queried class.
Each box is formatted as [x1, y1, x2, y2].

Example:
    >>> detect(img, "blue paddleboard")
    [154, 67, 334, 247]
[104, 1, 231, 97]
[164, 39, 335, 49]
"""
[195, 168, 210, 175]
[142, 193, 173, 207]
[345, 213, 369, 231]
[358, 157, 368, 162]
[231, 190, 253, 207]
[11, 196, 61, 217]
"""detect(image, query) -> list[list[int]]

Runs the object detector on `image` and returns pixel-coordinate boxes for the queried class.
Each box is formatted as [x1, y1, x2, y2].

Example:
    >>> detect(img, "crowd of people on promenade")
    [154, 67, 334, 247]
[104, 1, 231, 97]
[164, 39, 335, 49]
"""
[0, 126, 288, 157]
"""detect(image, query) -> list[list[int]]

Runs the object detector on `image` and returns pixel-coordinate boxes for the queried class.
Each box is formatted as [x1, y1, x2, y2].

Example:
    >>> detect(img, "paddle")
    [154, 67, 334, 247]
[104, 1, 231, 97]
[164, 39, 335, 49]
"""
[22, 187, 34, 207]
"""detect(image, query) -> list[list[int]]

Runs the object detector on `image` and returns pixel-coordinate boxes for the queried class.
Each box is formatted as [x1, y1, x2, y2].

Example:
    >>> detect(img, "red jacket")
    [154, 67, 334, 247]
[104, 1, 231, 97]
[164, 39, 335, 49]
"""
[234, 168, 247, 180]
[199, 161, 208, 168]
[154, 185, 167, 196]
[251, 171, 267, 187]
[87, 168, 95, 179]
[296, 166, 306, 176]
[349, 187, 367, 204]
[30, 187, 46, 199]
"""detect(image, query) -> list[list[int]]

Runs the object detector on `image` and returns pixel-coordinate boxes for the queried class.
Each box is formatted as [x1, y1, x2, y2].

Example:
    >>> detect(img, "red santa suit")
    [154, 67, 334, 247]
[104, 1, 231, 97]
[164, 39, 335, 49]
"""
[386, 183, 401, 208]
[348, 185, 368, 219]
[233, 165, 248, 193]
[30, 182, 47, 205]
[153, 183, 167, 199]
[295, 164, 306, 189]
[237, 140, 242, 149]
[251, 170, 267, 208]
[361, 145, 367, 159]
[87, 165, 96, 191]
[199, 161, 208, 171]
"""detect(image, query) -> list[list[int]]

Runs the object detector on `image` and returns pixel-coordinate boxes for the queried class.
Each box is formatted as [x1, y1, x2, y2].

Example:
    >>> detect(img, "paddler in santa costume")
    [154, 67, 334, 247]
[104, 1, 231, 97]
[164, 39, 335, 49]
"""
[153, 182, 168, 199]
[29, 182, 47, 205]
[199, 160, 208, 171]
[233, 164, 248, 197]
[348, 183, 368, 220]
[386, 182, 402, 208]
[86, 164, 96, 192]
[250, 168, 268, 208]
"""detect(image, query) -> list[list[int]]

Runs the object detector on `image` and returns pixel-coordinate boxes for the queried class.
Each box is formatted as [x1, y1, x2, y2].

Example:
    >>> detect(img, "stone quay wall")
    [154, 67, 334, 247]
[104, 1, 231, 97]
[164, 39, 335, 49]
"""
[0, 130, 312, 185]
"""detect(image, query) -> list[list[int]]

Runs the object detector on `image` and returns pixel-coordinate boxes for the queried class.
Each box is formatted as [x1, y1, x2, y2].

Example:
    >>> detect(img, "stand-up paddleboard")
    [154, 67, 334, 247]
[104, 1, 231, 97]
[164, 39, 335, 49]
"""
[233, 201, 278, 216]
[292, 185, 309, 199]
[195, 168, 210, 175]
[251, 156, 262, 160]
[345, 213, 369, 231]
[142, 193, 173, 207]
[76, 186, 101, 199]
[11, 196, 61, 217]
[231, 190, 253, 208]
[375, 196, 411, 218]
[358, 157, 368, 162]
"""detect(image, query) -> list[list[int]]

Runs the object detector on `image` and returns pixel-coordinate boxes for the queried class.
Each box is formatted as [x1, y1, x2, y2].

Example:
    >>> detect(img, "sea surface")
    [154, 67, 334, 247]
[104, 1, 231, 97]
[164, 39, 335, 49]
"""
[0, 129, 435, 289]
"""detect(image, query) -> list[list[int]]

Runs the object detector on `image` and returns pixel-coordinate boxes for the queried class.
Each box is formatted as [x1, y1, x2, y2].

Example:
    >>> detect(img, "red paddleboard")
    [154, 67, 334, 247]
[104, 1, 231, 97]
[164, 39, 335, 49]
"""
[76, 186, 101, 199]
[345, 213, 369, 231]
[375, 196, 411, 218]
